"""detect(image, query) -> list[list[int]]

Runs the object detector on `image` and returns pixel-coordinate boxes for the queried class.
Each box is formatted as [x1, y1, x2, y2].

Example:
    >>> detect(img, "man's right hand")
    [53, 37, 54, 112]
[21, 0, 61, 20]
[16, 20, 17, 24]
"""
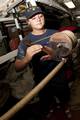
[26, 44, 43, 62]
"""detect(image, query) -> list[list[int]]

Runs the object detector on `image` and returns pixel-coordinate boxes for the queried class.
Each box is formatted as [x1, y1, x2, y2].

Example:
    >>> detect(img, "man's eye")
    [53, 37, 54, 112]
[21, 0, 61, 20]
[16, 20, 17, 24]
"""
[39, 14, 44, 18]
[40, 15, 43, 17]
[32, 17, 36, 20]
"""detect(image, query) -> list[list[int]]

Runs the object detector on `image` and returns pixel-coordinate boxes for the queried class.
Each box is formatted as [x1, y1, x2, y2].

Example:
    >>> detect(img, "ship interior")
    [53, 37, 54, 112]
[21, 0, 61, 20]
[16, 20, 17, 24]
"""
[0, 0, 80, 120]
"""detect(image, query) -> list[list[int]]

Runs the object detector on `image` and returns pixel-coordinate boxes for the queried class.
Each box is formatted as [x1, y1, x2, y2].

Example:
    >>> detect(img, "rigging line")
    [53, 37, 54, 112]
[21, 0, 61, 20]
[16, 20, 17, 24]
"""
[31, 34, 68, 45]
[32, 35, 51, 44]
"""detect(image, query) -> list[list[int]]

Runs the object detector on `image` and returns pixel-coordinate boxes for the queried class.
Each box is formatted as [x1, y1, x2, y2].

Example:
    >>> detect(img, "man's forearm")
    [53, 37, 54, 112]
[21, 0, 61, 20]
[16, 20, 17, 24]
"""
[15, 57, 29, 71]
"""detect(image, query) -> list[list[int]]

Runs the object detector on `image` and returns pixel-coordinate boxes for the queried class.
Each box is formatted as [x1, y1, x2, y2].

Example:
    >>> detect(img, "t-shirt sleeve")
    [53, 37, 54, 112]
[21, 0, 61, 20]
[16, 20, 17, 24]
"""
[16, 40, 27, 59]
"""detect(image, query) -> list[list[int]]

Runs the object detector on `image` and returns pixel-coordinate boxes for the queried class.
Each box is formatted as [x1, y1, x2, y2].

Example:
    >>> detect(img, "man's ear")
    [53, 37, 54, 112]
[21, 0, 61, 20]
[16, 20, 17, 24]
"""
[26, 19, 30, 25]
[25, 19, 29, 25]
[26, 19, 32, 30]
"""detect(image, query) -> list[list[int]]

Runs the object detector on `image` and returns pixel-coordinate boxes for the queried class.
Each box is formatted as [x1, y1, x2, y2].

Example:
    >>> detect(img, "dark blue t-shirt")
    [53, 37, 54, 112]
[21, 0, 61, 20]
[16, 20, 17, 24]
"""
[17, 29, 59, 82]
[17, 29, 57, 59]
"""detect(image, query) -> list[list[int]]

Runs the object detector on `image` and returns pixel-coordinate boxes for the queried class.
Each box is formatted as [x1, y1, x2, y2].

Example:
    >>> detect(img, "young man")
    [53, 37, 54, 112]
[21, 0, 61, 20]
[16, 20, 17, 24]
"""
[15, 6, 70, 116]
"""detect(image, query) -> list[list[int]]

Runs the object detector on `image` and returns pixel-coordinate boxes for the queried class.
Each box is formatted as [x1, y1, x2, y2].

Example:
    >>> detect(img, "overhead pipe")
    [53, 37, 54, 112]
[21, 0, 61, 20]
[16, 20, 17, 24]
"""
[37, 0, 70, 14]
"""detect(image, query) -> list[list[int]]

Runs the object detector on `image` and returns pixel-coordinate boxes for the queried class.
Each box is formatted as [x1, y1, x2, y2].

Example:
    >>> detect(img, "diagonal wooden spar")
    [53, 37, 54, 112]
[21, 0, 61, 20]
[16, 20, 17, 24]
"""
[0, 58, 67, 120]
[0, 49, 18, 64]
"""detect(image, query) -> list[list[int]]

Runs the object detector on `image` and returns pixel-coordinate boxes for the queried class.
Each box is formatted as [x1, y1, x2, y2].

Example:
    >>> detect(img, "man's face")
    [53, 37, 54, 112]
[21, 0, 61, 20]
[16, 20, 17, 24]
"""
[27, 13, 45, 30]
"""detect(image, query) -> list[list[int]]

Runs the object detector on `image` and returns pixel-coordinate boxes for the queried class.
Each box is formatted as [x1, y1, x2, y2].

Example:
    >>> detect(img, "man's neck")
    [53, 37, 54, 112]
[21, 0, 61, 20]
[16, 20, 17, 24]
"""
[32, 29, 46, 35]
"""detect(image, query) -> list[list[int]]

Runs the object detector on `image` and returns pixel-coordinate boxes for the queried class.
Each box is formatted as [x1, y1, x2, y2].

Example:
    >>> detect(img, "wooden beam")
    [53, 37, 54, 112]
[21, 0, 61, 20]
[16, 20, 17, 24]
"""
[0, 49, 18, 64]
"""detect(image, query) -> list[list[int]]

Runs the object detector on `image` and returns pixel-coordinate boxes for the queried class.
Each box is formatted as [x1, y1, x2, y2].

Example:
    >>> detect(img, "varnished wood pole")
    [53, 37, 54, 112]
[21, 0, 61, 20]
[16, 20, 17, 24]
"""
[0, 58, 67, 120]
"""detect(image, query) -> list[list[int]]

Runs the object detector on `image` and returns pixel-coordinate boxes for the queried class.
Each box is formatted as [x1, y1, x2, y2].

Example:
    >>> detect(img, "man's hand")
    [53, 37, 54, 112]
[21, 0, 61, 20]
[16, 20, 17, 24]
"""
[26, 44, 43, 61]
[40, 46, 54, 61]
